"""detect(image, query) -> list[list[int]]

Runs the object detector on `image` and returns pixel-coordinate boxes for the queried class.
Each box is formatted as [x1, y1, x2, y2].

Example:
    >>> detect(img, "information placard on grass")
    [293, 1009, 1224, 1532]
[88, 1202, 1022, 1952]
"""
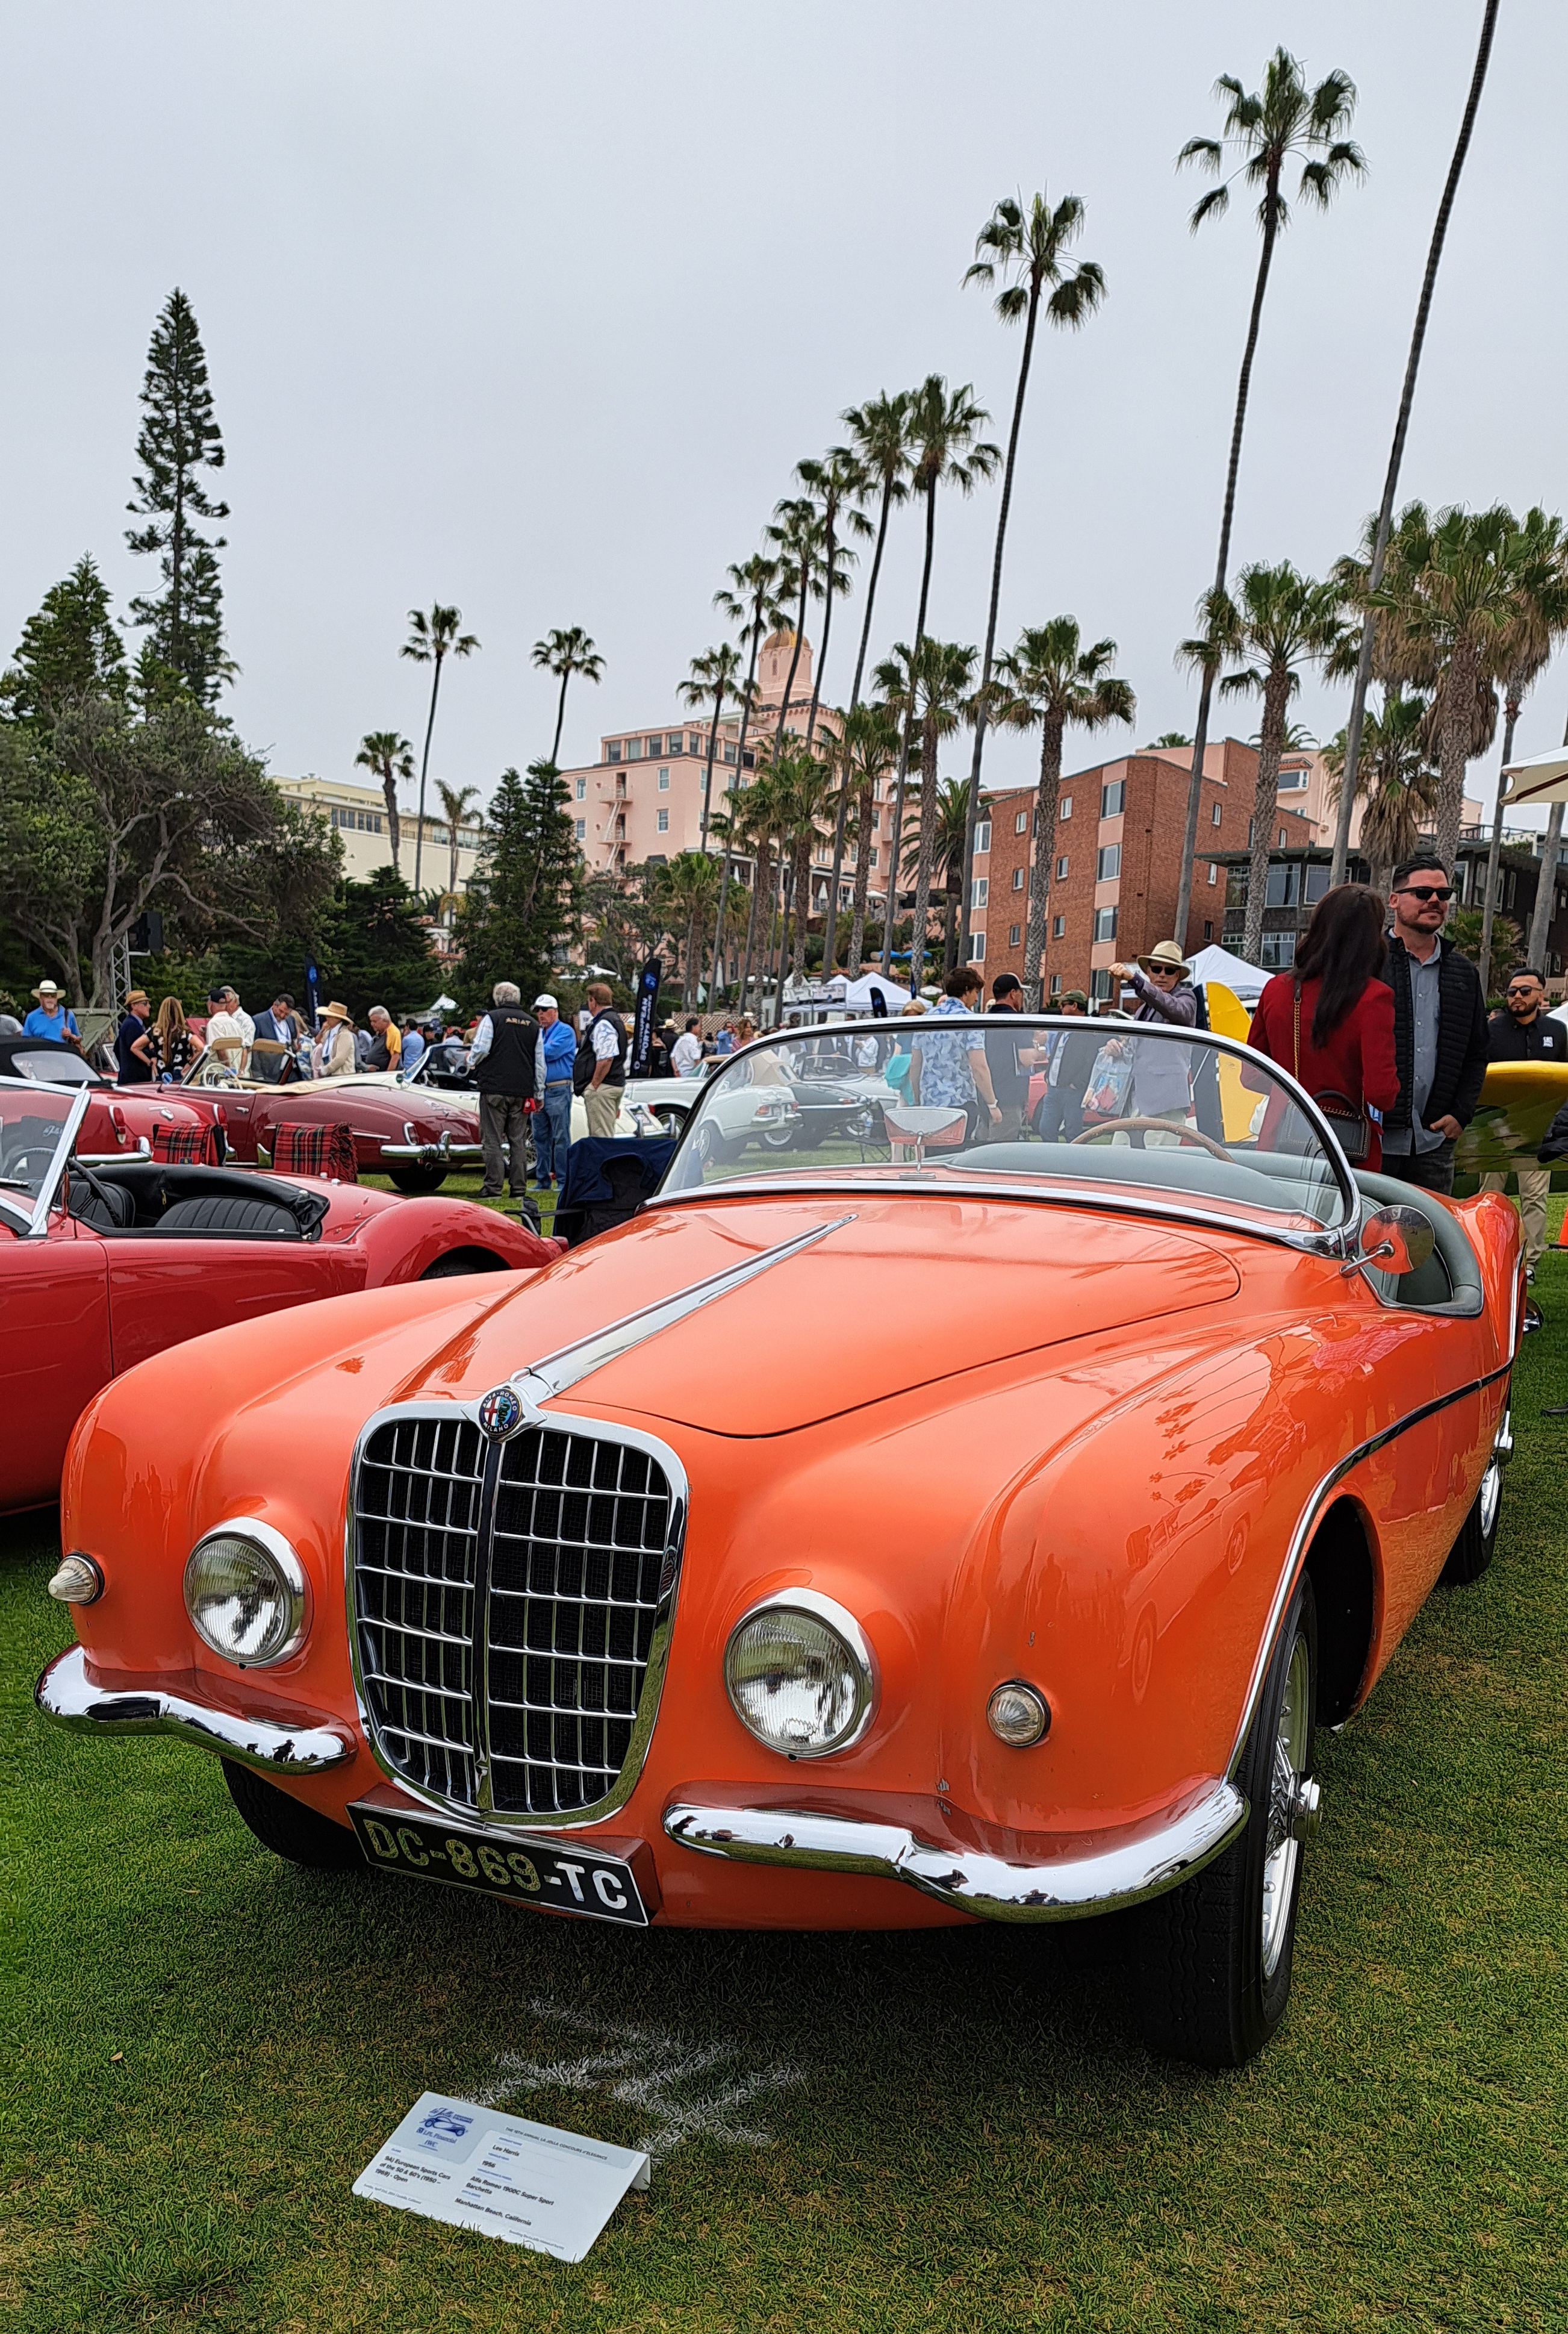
[353, 2092, 650, 2261]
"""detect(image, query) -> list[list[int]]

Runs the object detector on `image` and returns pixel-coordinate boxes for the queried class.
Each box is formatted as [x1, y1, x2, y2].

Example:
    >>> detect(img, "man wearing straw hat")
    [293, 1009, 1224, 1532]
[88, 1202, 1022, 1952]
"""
[23, 979, 79, 1044]
[1107, 939, 1198, 1139]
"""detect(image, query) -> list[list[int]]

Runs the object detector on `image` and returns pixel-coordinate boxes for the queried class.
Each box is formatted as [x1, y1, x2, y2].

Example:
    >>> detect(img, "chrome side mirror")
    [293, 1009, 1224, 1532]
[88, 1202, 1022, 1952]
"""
[1341, 1203, 1435, 1281]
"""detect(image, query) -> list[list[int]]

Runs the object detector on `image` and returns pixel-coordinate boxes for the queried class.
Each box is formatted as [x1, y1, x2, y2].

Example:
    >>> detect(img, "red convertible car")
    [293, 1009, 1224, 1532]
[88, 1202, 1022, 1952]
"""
[37, 1023, 1522, 2066]
[0, 1076, 558, 1514]
[0, 1034, 484, 1193]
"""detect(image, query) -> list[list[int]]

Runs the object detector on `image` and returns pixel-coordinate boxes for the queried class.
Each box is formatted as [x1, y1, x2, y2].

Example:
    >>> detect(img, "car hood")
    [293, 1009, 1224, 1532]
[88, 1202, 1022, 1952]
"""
[393, 1195, 1242, 1435]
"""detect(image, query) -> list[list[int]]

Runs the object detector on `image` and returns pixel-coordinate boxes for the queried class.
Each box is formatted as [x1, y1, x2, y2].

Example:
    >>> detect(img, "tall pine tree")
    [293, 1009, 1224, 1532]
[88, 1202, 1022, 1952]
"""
[125, 289, 231, 705]
[456, 762, 582, 1010]
[0, 555, 126, 731]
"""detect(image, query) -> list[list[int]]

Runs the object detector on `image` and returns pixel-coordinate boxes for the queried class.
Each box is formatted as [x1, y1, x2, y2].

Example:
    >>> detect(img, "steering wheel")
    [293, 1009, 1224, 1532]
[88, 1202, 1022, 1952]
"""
[1071, 1115, 1233, 1162]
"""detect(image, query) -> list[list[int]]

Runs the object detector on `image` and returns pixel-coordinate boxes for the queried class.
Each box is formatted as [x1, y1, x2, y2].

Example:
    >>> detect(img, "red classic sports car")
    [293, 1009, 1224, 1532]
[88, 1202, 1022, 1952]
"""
[37, 1022, 1521, 2066]
[0, 1075, 558, 1513]
[0, 1034, 484, 1193]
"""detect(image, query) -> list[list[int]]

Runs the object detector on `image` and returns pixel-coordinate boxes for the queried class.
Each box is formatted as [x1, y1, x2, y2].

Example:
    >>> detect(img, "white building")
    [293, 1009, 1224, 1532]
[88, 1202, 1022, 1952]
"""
[275, 775, 488, 896]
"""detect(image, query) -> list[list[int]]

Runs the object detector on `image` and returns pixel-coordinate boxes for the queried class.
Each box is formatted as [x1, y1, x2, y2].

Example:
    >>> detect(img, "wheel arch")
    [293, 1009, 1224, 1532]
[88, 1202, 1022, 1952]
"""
[1302, 1495, 1378, 1727]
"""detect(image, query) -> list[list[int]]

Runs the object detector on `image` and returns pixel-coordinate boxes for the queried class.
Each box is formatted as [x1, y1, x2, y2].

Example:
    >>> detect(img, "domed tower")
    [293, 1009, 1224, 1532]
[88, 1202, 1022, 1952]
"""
[757, 628, 813, 717]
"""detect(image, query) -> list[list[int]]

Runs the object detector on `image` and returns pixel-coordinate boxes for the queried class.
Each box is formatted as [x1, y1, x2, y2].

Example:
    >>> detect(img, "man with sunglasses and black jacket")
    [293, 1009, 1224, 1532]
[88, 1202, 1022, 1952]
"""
[1378, 854, 1490, 1197]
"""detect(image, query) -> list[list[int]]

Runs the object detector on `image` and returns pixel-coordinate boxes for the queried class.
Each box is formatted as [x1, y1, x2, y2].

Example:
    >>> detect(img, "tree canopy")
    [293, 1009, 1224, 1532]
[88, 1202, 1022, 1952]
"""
[455, 761, 582, 1012]
[125, 289, 231, 706]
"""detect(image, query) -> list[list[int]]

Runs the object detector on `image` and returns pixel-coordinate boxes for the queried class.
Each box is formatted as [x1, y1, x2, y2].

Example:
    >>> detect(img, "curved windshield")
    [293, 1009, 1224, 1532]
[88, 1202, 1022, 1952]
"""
[7, 1046, 99, 1087]
[659, 1016, 1354, 1240]
[0, 1081, 78, 1229]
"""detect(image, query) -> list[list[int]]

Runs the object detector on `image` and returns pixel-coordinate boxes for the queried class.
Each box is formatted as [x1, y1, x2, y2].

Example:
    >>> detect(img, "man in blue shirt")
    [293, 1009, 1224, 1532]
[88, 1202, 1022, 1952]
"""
[531, 993, 577, 1190]
[23, 980, 79, 1043]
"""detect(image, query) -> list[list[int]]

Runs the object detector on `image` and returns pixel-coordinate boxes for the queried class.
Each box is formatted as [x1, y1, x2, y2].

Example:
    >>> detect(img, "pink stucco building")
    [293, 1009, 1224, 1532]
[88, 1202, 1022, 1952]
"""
[556, 632, 902, 937]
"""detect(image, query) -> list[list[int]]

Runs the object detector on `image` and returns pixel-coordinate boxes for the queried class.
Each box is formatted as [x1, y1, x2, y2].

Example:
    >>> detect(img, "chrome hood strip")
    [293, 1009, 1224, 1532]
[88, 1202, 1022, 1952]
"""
[664, 1781, 1247, 1922]
[506, 1212, 856, 1416]
[36, 1644, 353, 1774]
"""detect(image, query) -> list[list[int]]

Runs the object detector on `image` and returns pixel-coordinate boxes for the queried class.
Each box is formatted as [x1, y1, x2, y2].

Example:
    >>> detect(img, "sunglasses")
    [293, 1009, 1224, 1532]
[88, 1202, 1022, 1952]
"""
[1395, 885, 1453, 903]
[1506, 983, 1539, 996]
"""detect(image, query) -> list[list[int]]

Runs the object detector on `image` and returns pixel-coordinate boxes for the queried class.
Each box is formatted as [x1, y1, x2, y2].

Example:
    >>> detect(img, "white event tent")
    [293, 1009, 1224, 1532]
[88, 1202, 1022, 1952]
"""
[1185, 943, 1267, 1003]
[1501, 746, 1568, 809]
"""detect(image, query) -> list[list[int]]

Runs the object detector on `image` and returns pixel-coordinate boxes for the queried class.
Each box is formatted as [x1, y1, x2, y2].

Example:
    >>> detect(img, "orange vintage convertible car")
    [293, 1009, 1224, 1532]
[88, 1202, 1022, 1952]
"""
[37, 1022, 1522, 2066]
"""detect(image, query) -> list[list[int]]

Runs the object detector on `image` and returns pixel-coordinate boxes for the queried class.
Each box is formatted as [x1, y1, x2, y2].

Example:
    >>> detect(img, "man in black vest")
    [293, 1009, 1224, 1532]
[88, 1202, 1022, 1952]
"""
[1380, 854, 1490, 1197]
[468, 981, 542, 1211]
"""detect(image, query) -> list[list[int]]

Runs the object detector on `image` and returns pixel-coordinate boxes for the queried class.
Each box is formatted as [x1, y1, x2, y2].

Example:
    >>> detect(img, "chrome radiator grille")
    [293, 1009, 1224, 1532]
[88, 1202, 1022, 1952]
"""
[351, 1407, 682, 1819]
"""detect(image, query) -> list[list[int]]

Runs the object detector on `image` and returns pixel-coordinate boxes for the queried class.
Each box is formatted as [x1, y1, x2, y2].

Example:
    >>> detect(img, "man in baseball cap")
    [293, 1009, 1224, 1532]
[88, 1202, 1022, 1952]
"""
[531, 993, 576, 1191]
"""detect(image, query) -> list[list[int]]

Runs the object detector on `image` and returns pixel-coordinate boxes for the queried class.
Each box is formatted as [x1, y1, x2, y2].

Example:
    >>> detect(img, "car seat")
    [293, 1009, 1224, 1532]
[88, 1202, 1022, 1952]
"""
[156, 1192, 302, 1238]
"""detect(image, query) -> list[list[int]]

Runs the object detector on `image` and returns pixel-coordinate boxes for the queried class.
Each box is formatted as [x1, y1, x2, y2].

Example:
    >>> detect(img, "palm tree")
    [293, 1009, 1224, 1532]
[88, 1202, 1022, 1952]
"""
[994, 622, 1136, 1006]
[678, 641, 744, 863]
[818, 393, 913, 977]
[794, 451, 866, 744]
[763, 498, 829, 751]
[1200, 561, 1341, 961]
[1172, 48, 1364, 941]
[764, 747, 842, 982]
[401, 605, 479, 892]
[834, 701, 902, 976]
[957, 192, 1107, 955]
[354, 731, 414, 872]
[659, 849, 724, 1010]
[881, 376, 1000, 976]
[1470, 509, 1568, 987]
[1354, 503, 1568, 869]
[901, 777, 975, 976]
[709, 554, 787, 1000]
[434, 780, 481, 900]
[531, 626, 605, 767]
[875, 638, 977, 993]
[1330, 0, 1502, 884]
[1322, 694, 1439, 894]
[734, 767, 788, 1019]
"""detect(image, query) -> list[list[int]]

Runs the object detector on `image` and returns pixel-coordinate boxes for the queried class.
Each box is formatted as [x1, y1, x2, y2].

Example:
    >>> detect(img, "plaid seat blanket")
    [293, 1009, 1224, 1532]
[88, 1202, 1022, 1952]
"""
[149, 1121, 222, 1165]
[270, 1120, 358, 1181]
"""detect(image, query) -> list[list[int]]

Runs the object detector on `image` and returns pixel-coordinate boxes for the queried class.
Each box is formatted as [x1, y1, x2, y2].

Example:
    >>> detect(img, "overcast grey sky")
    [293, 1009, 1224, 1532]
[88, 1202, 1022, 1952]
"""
[4, 2, 1564, 824]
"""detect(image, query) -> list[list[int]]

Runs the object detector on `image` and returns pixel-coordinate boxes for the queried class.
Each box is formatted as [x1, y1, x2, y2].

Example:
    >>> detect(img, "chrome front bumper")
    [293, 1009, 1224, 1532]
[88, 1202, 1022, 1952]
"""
[380, 1126, 485, 1165]
[664, 1779, 1248, 1923]
[36, 1646, 353, 1775]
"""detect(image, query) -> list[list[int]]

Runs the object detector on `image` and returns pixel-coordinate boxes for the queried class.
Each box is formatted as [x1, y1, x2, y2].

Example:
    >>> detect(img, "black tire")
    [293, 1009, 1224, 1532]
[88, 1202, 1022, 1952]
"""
[388, 1165, 449, 1195]
[758, 1122, 799, 1152]
[420, 1248, 508, 1278]
[690, 1120, 733, 1167]
[1440, 1457, 1502, 1586]
[221, 1759, 363, 1871]
[1133, 1575, 1319, 2068]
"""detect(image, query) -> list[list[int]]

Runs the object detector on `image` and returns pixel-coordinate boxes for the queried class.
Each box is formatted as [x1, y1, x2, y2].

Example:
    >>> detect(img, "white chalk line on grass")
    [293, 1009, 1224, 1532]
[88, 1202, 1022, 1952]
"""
[473, 1999, 806, 2160]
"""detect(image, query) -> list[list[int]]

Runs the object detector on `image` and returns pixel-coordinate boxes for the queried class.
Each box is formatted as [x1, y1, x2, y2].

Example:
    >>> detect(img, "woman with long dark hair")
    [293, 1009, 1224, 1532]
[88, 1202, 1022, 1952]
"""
[1245, 883, 1399, 1167]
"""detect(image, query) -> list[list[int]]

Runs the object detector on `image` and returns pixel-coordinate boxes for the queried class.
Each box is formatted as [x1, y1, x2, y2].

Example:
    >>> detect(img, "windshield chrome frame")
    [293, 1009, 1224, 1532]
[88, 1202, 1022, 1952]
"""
[0, 1074, 94, 1237]
[650, 1016, 1360, 1255]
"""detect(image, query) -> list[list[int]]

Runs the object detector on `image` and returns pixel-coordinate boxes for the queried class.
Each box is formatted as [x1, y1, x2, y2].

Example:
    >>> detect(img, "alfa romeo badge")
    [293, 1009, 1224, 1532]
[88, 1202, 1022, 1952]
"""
[477, 1384, 524, 1439]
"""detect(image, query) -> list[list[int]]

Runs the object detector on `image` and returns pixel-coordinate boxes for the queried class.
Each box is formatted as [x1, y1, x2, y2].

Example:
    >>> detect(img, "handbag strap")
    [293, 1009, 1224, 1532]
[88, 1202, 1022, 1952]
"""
[1292, 980, 1302, 1081]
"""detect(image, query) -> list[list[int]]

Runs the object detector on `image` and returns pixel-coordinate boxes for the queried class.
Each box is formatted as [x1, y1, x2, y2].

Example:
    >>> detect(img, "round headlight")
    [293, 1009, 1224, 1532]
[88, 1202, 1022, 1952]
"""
[723, 1591, 875, 1759]
[183, 1520, 308, 1668]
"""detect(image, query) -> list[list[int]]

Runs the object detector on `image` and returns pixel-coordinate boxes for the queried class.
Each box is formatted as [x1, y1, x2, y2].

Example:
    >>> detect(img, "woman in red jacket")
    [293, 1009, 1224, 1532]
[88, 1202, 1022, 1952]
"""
[1245, 884, 1400, 1169]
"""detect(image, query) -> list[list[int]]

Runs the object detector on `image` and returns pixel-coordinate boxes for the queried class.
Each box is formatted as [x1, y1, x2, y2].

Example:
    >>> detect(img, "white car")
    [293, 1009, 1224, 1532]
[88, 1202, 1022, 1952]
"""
[623, 1070, 798, 1163]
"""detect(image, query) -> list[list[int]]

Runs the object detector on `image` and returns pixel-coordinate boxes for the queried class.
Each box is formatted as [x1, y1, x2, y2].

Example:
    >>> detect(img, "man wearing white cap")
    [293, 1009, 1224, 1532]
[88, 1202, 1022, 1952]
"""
[531, 993, 576, 1191]
[23, 980, 79, 1044]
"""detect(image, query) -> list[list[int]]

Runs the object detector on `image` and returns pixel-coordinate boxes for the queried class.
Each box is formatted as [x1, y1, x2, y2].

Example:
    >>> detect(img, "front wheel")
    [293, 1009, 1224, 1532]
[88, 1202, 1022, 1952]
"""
[1133, 1575, 1319, 2068]
[222, 1760, 362, 1871]
[1440, 1457, 1502, 1586]
[387, 1164, 449, 1196]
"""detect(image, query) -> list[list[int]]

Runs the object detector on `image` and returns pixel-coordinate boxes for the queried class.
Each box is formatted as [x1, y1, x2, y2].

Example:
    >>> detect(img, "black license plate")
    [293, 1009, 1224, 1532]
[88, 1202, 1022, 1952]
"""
[349, 1803, 648, 1926]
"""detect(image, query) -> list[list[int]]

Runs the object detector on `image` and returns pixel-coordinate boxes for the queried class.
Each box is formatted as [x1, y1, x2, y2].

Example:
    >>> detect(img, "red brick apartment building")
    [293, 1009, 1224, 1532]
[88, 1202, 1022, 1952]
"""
[973, 740, 1312, 1001]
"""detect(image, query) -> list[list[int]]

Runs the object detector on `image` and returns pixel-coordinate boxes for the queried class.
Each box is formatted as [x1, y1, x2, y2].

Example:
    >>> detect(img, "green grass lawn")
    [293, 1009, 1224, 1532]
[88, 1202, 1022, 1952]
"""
[3, 1201, 1566, 2332]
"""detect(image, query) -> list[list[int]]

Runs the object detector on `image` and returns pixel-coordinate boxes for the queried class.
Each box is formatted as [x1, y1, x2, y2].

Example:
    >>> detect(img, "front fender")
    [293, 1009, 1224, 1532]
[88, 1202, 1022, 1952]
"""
[354, 1198, 563, 1286]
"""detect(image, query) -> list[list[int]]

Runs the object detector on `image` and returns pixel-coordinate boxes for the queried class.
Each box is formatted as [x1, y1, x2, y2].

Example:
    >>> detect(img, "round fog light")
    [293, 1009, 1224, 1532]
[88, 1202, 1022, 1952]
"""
[183, 1520, 308, 1668]
[724, 1591, 875, 1759]
[987, 1680, 1051, 1747]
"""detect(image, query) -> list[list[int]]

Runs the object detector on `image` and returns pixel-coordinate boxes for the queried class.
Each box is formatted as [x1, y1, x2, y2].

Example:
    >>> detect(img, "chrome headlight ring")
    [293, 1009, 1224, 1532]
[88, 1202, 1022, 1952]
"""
[183, 1517, 310, 1669]
[723, 1588, 877, 1760]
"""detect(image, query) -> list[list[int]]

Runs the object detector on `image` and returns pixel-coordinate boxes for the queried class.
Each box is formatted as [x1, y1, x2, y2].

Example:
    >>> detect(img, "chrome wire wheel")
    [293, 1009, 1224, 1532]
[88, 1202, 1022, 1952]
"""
[1261, 1632, 1312, 1980]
